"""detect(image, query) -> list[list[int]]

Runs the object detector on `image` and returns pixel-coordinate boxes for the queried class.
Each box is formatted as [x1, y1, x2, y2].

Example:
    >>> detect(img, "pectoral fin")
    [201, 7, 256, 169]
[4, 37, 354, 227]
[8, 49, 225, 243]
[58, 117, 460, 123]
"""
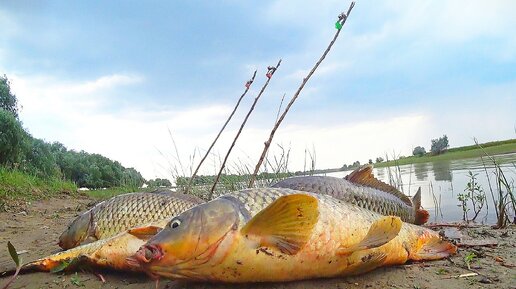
[241, 194, 319, 255]
[338, 216, 402, 255]
[128, 225, 163, 239]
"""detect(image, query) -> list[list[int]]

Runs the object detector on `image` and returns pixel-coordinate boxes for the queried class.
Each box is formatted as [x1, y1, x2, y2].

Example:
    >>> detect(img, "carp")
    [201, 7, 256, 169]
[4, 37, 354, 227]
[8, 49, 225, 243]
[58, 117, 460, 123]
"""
[272, 165, 429, 224]
[131, 188, 456, 282]
[58, 192, 203, 249]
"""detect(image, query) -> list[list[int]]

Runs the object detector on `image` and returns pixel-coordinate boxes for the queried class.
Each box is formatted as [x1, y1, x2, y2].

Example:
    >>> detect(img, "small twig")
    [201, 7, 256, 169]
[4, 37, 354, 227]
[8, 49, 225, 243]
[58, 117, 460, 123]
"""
[248, 2, 355, 188]
[443, 272, 479, 279]
[210, 60, 282, 198]
[186, 70, 257, 193]
[424, 223, 482, 228]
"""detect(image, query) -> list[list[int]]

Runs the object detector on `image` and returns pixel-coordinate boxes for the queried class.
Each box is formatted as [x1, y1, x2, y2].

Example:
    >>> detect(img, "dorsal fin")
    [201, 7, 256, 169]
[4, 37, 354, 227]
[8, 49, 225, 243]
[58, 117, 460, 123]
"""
[344, 165, 412, 206]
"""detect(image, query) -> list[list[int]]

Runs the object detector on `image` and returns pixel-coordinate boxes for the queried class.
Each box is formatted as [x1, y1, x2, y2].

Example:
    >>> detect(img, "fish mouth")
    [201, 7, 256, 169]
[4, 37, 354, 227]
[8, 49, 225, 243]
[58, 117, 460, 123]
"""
[132, 244, 164, 263]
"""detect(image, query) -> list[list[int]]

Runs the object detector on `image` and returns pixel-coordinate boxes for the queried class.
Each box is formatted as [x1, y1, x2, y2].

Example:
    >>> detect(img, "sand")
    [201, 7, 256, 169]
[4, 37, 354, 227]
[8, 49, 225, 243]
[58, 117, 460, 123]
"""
[0, 196, 514, 289]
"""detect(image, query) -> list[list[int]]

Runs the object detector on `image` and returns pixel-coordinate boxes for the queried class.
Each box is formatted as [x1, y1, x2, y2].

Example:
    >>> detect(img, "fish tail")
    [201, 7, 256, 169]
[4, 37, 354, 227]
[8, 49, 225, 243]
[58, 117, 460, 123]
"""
[1, 259, 61, 276]
[8, 240, 104, 274]
[415, 209, 430, 225]
[410, 230, 457, 261]
[412, 188, 429, 225]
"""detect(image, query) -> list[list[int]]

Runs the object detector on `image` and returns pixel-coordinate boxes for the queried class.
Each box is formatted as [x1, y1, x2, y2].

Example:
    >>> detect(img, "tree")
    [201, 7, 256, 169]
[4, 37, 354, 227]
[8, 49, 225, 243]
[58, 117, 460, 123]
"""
[0, 75, 19, 119]
[412, 146, 426, 157]
[352, 161, 360, 167]
[368, 159, 373, 164]
[0, 109, 26, 166]
[430, 135, 449, 155]
[22, 138, 60, 178]
[148, 178, 172, 187]
[375, 157, 384, 163]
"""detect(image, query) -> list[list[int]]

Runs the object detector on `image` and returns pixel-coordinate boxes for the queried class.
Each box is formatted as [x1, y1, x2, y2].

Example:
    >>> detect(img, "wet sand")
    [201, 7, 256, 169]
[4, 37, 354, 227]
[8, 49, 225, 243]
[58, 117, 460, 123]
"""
[0, 196, 514, 289]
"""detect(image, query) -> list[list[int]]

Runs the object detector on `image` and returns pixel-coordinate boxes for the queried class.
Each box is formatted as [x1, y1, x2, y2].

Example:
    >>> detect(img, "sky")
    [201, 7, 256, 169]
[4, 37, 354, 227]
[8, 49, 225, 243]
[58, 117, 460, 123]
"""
[1, 0, 515, 181]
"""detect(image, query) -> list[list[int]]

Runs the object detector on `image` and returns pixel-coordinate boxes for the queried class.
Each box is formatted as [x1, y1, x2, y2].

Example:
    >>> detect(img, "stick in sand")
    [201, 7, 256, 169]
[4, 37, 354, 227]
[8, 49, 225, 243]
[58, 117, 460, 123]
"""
[210, 60, 282, 198]
[248, 2, 355, 188]
[185, 71, 257, 193]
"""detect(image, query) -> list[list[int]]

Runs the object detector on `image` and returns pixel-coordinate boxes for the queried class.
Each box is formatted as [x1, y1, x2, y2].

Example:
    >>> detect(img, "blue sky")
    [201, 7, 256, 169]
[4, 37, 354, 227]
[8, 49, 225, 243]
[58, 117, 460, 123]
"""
[1, 1, 515, 180]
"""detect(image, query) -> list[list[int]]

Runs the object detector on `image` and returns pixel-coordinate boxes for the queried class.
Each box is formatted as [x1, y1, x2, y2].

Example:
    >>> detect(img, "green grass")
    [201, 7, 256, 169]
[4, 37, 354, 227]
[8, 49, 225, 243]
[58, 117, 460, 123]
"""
[376, 139, 516, 168]
[0, 167, 160, 209]
[0, 167, 77, 210]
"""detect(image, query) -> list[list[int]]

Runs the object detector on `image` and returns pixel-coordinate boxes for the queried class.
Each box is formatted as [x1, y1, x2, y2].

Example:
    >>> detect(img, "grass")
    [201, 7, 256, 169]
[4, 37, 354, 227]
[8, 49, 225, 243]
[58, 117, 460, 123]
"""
[376, 140, 516, 168]
[0, 167, 156, 209]
[0, 167, 77, 210]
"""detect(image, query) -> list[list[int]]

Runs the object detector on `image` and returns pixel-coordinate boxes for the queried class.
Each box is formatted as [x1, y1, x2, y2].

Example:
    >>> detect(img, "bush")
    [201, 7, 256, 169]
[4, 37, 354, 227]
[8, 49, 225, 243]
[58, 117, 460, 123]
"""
[0, 75, 19, 119]
[148, 178, 172, 187]
[430, 135, 449, 155]
[0, 109, 25, 166]
[412, 146, 426, 157]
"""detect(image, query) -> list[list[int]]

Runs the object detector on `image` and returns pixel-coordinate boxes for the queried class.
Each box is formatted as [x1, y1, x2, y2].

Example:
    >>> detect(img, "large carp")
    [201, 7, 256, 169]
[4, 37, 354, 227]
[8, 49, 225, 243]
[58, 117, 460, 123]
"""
[131, 188, 456, 282]
[272, 165, 428, 224]
[58, 192, 203, 249]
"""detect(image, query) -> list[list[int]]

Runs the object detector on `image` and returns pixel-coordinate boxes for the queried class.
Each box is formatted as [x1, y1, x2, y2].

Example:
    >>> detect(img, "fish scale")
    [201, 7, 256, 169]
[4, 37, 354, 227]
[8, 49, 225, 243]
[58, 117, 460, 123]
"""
[59, 191, 203, 249]
[272, 175, 416, 223]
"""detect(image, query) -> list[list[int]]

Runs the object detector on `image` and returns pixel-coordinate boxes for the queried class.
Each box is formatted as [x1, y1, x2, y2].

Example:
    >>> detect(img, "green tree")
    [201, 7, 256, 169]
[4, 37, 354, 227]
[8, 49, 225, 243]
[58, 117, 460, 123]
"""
[22, 138, 60, 179]
[430, 135, 449, 155]
[375, 157, 384, 163]
[412, 146, 426, 157]
[148, 178, 172, 187]
[0, 75, 19, 119]
[0, 109, 25, 166]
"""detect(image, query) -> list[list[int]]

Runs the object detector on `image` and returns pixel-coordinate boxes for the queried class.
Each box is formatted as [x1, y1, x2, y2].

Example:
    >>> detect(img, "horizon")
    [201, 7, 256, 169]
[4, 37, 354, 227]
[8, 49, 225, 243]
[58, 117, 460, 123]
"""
[1, 1, 515, 180]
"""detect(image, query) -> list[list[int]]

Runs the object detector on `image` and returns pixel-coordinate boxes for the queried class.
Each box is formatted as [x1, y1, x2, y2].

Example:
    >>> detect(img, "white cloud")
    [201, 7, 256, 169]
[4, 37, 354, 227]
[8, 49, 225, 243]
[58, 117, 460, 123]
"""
[10, 73, 143, 116]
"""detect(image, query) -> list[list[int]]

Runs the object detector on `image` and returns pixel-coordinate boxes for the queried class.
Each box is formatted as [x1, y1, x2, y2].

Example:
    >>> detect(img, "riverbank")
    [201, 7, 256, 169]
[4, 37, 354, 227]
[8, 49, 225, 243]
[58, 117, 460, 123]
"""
[375, 139, 516, 168]
[0, 168, 153, 211]
[0, 195, 514, 289]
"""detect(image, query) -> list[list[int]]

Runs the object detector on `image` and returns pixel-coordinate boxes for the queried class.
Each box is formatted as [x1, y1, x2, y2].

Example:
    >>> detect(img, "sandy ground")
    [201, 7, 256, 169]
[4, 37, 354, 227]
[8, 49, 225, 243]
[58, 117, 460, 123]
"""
[0, 196, 514, 289]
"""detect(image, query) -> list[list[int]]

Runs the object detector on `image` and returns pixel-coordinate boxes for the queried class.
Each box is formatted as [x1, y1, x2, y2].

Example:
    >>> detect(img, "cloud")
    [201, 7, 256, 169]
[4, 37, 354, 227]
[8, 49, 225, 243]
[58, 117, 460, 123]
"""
[10, 73, 143, 115]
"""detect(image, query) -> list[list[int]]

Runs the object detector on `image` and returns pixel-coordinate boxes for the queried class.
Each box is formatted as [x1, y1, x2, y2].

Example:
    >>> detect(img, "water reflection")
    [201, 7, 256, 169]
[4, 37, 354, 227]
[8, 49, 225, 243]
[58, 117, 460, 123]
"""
[413, 162, 428, 181]
[328, 153, 516, 223]
[432, 161, 453, 182]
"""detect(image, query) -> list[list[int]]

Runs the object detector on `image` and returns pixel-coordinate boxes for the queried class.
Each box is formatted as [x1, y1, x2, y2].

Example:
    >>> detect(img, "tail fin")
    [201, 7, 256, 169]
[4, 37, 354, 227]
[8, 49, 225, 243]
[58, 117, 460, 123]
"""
[3, 239, 104, 275]
[410, 230, 457, 261]
[1, 258, 67, 276]
[412, 187, 429, 225]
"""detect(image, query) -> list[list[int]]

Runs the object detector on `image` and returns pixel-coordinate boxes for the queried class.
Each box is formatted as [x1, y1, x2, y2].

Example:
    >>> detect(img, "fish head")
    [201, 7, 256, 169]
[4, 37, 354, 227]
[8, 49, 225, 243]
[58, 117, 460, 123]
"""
[132, 198, 239, 279]
[58, 211, 95, 249]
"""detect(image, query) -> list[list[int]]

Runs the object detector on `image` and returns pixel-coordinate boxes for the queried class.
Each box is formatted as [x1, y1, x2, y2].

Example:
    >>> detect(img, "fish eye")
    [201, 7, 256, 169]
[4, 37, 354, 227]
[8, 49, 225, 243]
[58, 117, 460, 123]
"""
[170, 219, 181, 229]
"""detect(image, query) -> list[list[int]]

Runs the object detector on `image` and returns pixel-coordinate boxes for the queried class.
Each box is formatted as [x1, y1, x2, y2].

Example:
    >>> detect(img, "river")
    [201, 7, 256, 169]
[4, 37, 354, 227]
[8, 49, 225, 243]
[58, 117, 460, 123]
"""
[327, 153, 516, 224]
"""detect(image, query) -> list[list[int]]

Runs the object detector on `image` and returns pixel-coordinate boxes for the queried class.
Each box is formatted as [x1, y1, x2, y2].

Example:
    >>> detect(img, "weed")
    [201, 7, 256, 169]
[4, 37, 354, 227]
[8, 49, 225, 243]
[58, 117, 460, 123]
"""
[464, 252, 477, 270]
[465, 171, 486, 221]
[476, 138, 516, 228]
[435, 268, 448, 275]
[1, 242, 22, 289]
[70, 273, 84, 287]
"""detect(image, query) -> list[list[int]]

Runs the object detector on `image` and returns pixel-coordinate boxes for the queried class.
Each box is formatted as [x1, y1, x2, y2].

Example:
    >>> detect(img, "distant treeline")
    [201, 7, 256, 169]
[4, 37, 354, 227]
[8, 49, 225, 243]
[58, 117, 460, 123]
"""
[0, 75, 145, 189]
[177, 172, 296, 187]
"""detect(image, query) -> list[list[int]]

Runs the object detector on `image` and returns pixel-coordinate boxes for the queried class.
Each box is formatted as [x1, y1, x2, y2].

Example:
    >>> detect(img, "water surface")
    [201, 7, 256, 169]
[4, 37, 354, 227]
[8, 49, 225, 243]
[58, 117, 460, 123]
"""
[328, 153, 516, 224]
